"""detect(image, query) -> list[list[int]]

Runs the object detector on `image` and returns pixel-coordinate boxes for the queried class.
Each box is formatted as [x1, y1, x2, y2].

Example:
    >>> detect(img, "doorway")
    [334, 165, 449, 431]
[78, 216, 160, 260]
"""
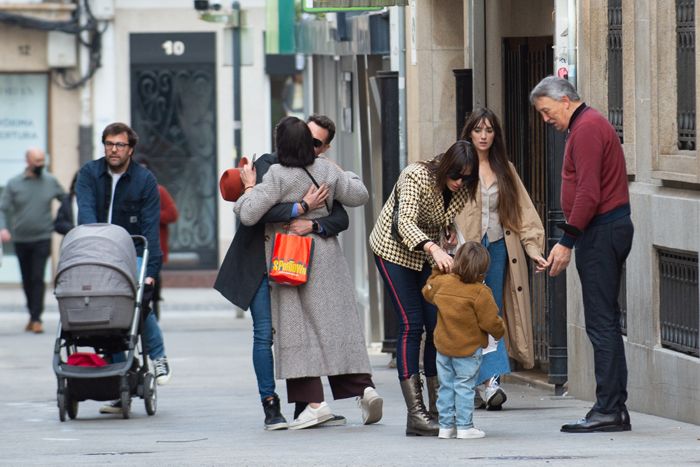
[503, 36, 553, 370]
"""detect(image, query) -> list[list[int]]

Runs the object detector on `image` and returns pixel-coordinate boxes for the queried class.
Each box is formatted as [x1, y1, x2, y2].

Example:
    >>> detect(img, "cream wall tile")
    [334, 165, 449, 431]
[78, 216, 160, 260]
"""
[414, 0, 434, 51]
[431, 50, 463, 120]
[416, 50, 435, 121]
[432, 120, 457, 155]
[432, 0, 464, 50]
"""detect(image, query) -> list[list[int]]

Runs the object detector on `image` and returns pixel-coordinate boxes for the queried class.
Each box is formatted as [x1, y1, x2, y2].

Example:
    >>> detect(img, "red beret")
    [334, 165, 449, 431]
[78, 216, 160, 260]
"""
[219, 157, 249, 202]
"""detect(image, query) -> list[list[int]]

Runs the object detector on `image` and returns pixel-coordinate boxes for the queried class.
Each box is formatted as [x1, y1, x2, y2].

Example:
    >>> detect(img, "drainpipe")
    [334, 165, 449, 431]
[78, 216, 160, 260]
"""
[78, 0, 93, 166]
[391, 5, 407, 169]
[567, 0, 577, 87]
[232, 1, 242, 162]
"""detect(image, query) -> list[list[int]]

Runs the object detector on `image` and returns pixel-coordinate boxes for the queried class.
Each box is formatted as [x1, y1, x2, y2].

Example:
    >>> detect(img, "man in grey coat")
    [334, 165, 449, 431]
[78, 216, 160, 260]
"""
[0, 148, 65, 333]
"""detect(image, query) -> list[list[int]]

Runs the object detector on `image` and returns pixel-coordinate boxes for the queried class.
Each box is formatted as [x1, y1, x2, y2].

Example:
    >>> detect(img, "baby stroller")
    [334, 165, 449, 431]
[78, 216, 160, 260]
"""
[52, 223, 156, 420]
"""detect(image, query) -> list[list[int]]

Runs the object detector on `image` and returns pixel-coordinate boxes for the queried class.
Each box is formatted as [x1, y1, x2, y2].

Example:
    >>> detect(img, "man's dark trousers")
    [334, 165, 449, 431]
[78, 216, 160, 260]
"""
[14, 239, 51, 323]
[575, 214, 634, 414]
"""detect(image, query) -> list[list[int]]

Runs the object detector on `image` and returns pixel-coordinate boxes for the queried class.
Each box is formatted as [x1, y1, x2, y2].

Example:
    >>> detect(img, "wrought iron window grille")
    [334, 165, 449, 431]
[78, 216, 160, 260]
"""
[676, 0, 696, 150]
[658, 247, 699, 357]
[607, 0, 624, 143]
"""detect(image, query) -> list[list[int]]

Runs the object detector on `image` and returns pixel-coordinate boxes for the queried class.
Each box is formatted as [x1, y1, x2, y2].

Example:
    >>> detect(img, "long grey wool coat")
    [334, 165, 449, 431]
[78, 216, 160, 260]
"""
[234, 158, 371, 379]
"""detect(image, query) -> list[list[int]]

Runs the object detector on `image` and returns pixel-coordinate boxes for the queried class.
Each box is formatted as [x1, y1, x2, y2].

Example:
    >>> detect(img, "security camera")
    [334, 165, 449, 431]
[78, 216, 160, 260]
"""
[194, 0, 209, 10]
[210, 0, 222, 10]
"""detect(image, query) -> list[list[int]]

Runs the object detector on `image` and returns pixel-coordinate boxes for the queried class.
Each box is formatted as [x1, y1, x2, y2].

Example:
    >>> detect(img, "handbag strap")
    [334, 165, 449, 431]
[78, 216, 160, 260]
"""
[302, 167, 330, 211]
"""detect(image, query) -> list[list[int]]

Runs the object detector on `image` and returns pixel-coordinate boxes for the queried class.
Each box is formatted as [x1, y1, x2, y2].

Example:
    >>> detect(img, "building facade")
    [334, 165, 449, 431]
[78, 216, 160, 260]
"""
[406, 0, 699, 424]
[0, 0, 271, 286]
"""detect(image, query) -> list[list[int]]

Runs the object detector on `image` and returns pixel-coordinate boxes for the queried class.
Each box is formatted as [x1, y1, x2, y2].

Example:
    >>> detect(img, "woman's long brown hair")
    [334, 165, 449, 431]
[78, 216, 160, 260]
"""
[459, 107, 522, 231]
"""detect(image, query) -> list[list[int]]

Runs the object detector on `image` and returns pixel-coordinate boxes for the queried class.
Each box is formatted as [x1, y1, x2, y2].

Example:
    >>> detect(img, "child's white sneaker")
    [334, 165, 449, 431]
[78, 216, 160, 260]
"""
[438, 427, 457, 439]
[457, 427, 486, 439]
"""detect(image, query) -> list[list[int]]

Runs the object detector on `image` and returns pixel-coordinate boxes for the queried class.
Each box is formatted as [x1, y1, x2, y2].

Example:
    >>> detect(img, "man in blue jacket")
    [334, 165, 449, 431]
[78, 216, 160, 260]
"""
[76, 122, 171, 414]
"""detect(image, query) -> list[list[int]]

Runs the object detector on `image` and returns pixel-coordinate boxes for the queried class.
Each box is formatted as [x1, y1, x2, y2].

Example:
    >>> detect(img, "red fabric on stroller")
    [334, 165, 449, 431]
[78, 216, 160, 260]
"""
[66, 352, 108, 367]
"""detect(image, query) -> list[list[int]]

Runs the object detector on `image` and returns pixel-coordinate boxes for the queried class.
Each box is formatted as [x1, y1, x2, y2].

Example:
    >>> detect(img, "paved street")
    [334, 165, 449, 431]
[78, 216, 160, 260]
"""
[0, 287, 698, 466]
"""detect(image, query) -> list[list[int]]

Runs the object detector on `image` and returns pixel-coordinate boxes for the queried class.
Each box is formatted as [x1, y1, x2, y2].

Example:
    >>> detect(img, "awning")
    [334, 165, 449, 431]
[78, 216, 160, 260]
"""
[266, 0, 296, 54]
[310, 1, 408, 7]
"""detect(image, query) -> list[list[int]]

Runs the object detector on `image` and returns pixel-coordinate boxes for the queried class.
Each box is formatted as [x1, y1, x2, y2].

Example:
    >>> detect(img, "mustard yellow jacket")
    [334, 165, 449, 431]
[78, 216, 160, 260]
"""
[454, 162, 545, 368]
[422, 270, 506, 357]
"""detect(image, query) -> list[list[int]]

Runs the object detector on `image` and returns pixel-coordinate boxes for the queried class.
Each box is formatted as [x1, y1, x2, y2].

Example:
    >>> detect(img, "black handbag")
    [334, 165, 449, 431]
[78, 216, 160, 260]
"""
[390, 186, 402, 243]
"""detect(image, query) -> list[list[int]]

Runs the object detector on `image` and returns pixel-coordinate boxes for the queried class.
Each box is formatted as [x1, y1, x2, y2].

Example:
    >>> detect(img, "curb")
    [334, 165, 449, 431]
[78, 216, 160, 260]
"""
[503, 371, 562, 394]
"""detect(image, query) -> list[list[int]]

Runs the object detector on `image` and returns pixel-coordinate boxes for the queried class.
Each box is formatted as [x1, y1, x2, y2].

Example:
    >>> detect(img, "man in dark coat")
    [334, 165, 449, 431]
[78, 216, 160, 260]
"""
[214, 115, 349, 430]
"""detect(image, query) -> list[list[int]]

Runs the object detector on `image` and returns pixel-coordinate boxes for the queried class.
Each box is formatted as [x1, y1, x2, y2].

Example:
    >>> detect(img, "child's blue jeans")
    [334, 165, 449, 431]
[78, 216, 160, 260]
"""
[436, 348, 483, 429]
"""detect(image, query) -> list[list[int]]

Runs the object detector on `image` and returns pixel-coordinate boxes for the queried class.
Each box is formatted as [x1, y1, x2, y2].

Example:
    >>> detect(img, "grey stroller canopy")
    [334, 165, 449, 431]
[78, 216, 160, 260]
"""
[55, 223, 138, 299]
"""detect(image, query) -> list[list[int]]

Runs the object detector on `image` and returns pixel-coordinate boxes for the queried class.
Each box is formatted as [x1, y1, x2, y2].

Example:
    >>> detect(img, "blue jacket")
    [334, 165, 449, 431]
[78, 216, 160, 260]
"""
[76, 157, 162, 278]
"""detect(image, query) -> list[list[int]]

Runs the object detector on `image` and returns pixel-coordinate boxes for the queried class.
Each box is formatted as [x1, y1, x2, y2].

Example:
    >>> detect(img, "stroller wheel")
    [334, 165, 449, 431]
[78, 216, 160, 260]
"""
[120, 390, 131, 419]
[144, 373, 157, 416]
[67, 397, 79, 420]
[57, 390, 67, 422]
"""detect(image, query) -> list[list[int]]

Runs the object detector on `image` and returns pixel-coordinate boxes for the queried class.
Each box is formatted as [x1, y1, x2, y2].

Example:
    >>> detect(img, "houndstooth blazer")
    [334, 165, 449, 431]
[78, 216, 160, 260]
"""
[369, 162, 471, 271]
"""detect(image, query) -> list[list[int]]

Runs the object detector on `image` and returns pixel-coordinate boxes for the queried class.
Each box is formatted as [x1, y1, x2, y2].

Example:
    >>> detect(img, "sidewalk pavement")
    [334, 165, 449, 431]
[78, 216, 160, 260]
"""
[0, 286, 698, 466]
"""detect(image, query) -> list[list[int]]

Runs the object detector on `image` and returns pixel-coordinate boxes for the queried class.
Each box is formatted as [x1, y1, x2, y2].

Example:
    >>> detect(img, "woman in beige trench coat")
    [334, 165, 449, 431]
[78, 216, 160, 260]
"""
[454, 107, 547, 411]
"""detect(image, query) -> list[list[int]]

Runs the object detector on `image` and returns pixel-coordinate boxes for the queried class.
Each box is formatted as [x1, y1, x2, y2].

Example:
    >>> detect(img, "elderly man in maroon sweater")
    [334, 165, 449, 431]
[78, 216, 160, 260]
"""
[530, 76, 634, 433]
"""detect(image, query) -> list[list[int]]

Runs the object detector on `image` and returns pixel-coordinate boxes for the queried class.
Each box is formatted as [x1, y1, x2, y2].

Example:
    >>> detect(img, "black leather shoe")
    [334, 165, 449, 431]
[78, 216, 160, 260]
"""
[561, 410, 626, 433]
[620, 407, 632, 431]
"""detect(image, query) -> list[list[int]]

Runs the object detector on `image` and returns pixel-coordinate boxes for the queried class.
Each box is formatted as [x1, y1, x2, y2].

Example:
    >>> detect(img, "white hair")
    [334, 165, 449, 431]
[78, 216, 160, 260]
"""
[529, 76, 581, 104]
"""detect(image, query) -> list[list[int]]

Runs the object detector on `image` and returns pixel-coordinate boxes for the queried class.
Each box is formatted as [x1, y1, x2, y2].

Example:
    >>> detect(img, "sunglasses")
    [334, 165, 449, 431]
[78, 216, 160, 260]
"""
[448, 171, 476, 183]
[313, 138, 324, 148]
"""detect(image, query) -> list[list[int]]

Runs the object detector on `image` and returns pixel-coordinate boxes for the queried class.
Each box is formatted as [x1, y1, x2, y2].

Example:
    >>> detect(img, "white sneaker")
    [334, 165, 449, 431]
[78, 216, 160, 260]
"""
[358, 387, 383, 425]
[483, 376, 506, 410]
[99, 400, 122, 414]
[457, 427, 486, 439]
[289, 402, 333, 430]
[438, 427, 456, 439]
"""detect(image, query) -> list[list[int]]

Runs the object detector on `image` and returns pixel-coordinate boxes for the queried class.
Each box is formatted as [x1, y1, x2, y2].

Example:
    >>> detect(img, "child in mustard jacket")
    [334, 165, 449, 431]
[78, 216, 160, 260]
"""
[422, 241, 505, 439]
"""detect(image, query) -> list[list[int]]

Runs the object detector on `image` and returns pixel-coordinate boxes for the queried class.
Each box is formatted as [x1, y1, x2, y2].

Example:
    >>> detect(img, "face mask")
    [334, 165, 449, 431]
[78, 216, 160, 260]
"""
[32, 165, 44, 177]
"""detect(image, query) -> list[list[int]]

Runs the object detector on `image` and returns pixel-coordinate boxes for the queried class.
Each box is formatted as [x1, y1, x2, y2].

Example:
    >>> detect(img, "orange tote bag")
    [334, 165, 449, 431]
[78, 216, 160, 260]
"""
[269, 233, 314, 286]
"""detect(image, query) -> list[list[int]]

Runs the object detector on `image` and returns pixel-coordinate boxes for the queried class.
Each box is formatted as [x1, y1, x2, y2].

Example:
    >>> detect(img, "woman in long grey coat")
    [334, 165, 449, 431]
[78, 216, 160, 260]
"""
[234, 116, 383, 430]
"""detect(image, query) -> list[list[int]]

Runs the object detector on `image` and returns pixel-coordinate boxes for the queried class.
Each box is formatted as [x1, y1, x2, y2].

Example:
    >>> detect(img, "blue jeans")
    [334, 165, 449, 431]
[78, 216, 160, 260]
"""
[436, 349, 482, 429]
[142, 312, 164, 359]
[249, 275, 276, 400]
[114, 258, 165, 363]
[374, 256, 437, 380]
[112, 299, 165, 363]
[477, 236, 510, 384]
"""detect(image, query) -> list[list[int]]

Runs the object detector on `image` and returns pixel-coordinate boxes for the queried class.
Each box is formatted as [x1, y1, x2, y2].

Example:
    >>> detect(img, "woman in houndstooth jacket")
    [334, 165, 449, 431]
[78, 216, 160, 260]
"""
[369, 140, 479, 436]
[234, 117, 383, 430]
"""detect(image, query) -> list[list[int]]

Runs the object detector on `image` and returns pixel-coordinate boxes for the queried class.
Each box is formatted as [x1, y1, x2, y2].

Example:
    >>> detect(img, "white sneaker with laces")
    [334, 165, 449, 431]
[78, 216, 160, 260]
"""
[457, 427, 486, 439]
[153, 356, 171, 385]
[438, 427, 457, 439]
[358, 387, 383, 425]
[483, 376, 506, 409]
[99, 400, 122, 414]
[289, 402, 333, 430]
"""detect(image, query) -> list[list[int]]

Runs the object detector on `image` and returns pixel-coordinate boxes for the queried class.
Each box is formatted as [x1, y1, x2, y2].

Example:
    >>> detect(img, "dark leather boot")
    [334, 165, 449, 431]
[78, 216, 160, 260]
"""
[425, 375, 439, 420]
[400, 374, 439, 436]
[262, 395, 288, 431]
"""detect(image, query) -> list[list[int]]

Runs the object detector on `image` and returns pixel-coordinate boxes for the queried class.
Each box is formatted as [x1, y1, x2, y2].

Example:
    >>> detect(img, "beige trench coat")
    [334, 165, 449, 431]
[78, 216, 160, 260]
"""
[454, 163, 545, 369]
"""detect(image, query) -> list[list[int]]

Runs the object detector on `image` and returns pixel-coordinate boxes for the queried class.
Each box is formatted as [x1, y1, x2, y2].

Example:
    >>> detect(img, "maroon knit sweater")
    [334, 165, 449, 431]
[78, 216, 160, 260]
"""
[560, 106, 629, 245]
